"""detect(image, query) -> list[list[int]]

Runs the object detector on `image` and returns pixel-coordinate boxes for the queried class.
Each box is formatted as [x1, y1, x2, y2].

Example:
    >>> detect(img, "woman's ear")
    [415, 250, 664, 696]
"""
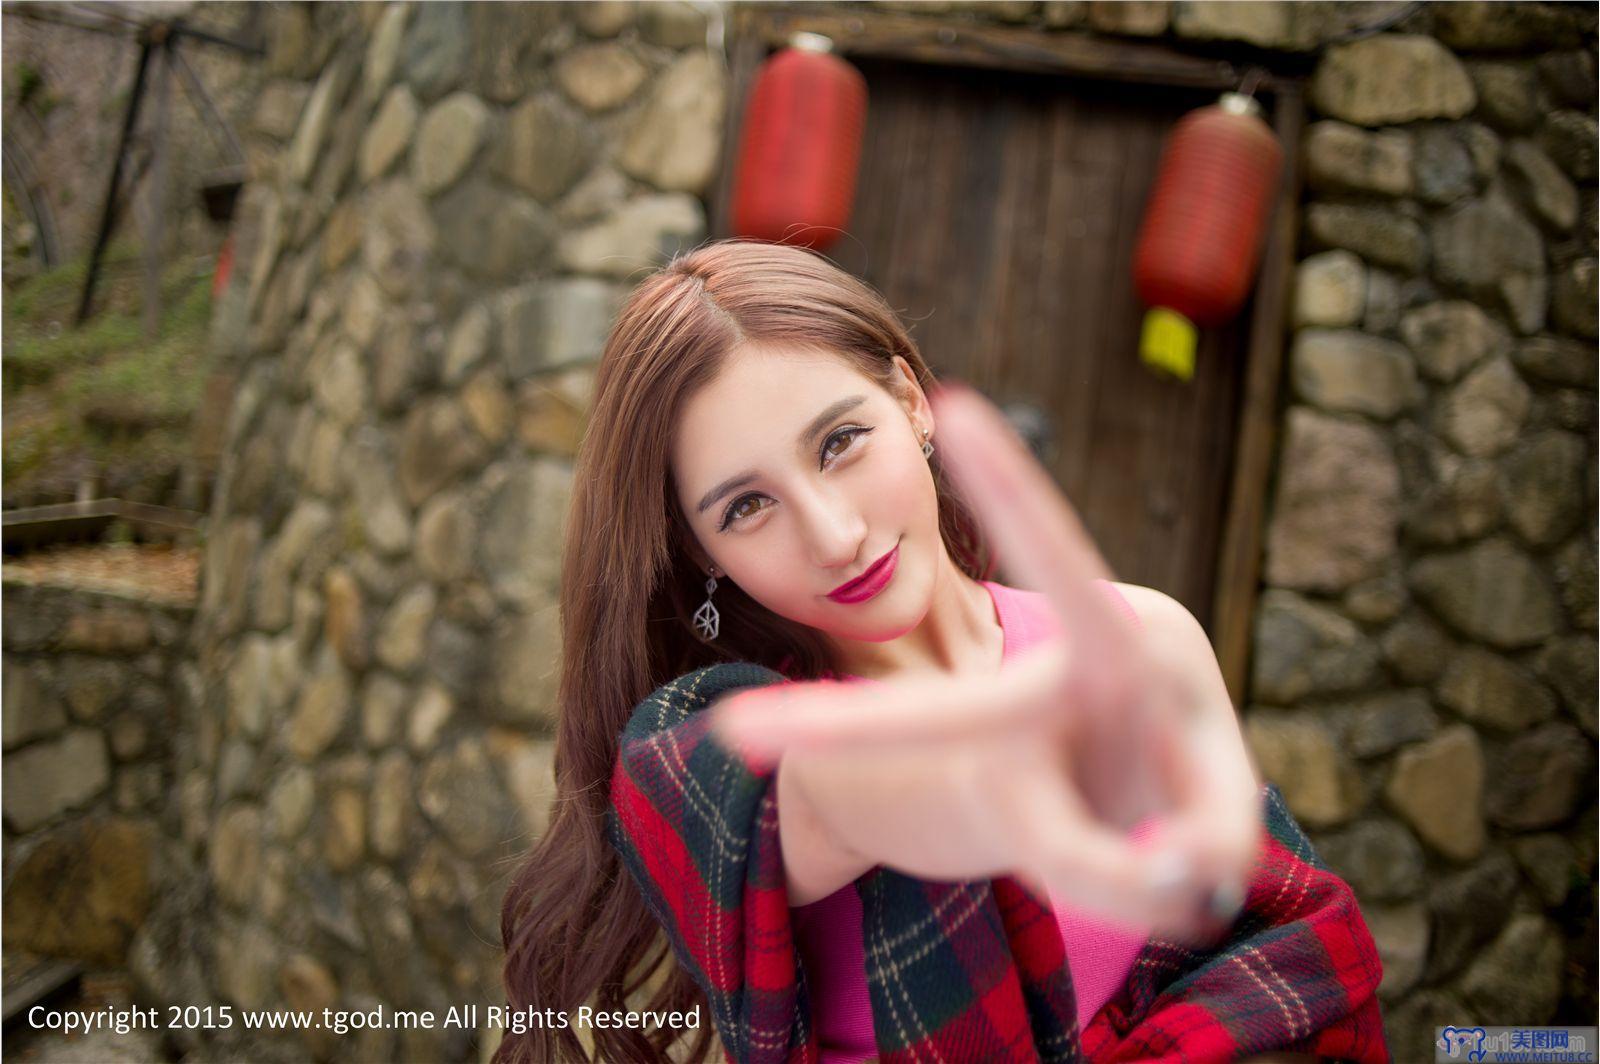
[672, 506, 717, 575]
[683, 538, 716, 576]
[889, 355, 934, 439]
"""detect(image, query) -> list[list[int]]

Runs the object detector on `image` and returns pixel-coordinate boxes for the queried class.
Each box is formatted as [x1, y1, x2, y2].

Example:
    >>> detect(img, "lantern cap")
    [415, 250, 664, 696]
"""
[1139, 308, 1197, 382]
[1217, 92, 1265, 119]
[788, 31, 835, 53]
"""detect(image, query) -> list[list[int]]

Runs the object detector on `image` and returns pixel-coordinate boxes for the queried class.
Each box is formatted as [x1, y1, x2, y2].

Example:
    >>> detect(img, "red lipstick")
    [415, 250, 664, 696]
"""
[827, 543, 899, 604]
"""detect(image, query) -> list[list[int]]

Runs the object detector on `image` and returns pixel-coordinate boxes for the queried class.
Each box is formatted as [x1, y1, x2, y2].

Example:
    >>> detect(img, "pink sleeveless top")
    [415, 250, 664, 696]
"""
[788, 579, 1154, 1062]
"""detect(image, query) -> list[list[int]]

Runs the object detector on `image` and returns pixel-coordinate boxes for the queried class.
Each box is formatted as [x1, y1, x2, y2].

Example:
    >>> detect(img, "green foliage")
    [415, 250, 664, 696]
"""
[14, 61, 44, 105]
[11, 61, 61, 119]
[2, 247, 216, 499]
[4, 310, 144, 386]
[4, 236, 139, 321]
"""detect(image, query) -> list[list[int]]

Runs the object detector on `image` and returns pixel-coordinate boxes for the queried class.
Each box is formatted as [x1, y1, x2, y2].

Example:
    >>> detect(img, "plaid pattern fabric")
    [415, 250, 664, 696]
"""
[607, 663, 1389, 1064]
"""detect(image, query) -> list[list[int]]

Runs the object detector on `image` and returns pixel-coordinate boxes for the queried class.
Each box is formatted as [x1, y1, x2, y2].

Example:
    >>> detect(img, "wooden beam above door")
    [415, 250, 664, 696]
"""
[736, 4, 1284, 95]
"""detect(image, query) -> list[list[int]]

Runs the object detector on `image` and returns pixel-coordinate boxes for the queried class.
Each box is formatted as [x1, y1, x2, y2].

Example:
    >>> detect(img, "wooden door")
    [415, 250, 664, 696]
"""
[825, 59, 1249, 628]
[709, 7, 1304, 697]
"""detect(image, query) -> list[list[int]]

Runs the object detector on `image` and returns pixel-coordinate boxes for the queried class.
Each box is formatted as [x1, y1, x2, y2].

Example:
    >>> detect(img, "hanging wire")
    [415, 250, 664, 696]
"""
[1221, 2, 1427, 97]
[1237, 67, 1267, 100]
[687, 0, 727, 57]
[1319, 0, 1429, 45]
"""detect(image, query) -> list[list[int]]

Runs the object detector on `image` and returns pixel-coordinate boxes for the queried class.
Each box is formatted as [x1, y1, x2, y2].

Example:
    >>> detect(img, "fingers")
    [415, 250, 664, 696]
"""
[929, 381, 1113, 591]
[927, 383, 1142, 707]
[709, 642, 1070, 758]
[1020, 633, 1259, 940]
[995, 763, 1212, 935]
[1066, 701, 1174, 831]
[1130, 639, 1263, 938]
[1157, 723, 1262, 900]
[1058, 619, 1194, 830]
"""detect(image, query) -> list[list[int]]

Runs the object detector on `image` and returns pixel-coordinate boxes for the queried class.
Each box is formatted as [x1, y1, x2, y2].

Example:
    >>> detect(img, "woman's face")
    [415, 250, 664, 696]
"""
[671, 344, 942, 644]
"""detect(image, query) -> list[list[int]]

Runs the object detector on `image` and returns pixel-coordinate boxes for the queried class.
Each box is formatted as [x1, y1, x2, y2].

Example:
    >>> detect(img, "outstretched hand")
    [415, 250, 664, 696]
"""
[710, 380, 1261, 940]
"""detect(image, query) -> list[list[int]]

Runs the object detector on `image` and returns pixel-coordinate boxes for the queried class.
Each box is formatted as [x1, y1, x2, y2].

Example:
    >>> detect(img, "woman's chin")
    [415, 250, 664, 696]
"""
[820, 572, 933, 642]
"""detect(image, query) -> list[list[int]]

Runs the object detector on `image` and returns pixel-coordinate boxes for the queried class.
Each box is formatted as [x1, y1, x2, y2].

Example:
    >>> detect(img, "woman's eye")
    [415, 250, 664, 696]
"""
[720, 494, 766, 529]
[821, 426, 871, 466]
[718, 426, 874, 531]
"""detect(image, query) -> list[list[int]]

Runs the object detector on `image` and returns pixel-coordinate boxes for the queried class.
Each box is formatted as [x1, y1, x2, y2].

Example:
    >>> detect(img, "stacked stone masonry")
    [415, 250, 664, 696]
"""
[2, 2, 1592, 1061]
[2, 583, 191, 973]
[1264, 0, 1598, 1046]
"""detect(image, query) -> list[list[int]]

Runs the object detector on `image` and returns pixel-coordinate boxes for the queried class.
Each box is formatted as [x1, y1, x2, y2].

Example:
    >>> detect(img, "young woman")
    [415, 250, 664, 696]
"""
[495, 240, 1387, 1064]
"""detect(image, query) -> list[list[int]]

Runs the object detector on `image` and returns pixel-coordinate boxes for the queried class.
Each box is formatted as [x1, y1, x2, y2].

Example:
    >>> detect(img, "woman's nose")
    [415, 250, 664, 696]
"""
[792, 484, 866, 570]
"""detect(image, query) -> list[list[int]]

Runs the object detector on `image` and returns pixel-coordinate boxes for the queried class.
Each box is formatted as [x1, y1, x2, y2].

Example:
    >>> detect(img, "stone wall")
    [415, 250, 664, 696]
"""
[164, 2, 723, 1059]
[1248, 5, 1598, 1047]
[26, 2, 1592, 1061]
[2, 580, 193, 973]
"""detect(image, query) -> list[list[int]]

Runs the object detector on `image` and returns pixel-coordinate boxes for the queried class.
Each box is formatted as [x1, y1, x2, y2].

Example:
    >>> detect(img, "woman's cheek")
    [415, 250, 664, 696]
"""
[876, 444, 939, 533]
[729, 537, 818, 624]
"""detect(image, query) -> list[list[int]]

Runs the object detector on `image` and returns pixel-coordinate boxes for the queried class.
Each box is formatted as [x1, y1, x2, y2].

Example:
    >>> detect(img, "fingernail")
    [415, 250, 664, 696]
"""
[724, 706, 793, 745]
[1143, 850, 1193, 895]
[726, 686, 781, 712]
[1200, 877, 1247, 925]
[714, 719, 780, 772]
[716, 708, 771, 746]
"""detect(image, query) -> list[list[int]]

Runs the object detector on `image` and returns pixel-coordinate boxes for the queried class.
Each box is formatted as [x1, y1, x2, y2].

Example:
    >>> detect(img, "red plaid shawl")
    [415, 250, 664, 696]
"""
[607, 662, 1390, 1063]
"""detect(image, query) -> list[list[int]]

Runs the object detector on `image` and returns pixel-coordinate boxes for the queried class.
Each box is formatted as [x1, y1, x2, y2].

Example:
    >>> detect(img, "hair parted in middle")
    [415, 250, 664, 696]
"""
[495, 237, 992, 1064]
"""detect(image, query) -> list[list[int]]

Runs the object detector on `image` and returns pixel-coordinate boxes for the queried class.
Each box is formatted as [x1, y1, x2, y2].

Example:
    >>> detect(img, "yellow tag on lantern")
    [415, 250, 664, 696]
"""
[1140, 308, 1197, 381]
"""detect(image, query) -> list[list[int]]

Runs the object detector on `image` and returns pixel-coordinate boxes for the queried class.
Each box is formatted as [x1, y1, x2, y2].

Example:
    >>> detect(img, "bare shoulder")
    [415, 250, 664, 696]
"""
[1105, 581, 1205, 637]
[1106, 584, 1253, 784]
[1107, 582, 1234, 704]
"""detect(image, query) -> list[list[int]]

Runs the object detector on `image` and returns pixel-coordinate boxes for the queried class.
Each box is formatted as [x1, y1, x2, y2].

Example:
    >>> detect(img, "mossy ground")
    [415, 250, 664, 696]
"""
[3, 236, 216, 508]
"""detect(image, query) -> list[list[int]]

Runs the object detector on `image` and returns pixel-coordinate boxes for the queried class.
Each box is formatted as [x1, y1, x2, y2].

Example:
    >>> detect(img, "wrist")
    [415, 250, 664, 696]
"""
[777, 752, 873, 906]
[779, 752, 868, 861]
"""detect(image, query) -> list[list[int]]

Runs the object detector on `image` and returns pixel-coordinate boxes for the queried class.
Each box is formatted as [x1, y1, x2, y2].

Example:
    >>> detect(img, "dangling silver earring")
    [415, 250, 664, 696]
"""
[921, 426, 934, 460]
[693, 566, 720, 641]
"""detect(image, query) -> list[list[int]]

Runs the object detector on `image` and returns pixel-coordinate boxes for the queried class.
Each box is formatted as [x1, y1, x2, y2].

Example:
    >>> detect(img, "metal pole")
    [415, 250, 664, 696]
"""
[75, 37, 153, 325]
[169, 41, 247, 166]
[141, 32, 173, 339]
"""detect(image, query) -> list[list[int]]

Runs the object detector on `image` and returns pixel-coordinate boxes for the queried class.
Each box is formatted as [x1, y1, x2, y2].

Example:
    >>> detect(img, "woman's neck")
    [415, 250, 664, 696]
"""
[824, 553, 1004, 682]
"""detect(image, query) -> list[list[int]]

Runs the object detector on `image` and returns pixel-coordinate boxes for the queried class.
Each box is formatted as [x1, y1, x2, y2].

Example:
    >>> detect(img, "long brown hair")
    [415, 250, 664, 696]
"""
[495, 239, 992, 1063]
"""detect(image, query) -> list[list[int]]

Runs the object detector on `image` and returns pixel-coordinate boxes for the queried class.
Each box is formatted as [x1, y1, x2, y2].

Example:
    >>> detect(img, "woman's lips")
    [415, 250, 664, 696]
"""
[827, 543, 899, 604]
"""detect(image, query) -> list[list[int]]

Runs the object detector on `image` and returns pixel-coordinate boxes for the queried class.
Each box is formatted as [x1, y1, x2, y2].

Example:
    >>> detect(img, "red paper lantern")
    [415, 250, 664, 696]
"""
[212, 233, 235, 299]
[1132, 92, 1283, 381]
[731, 32, 867, 253]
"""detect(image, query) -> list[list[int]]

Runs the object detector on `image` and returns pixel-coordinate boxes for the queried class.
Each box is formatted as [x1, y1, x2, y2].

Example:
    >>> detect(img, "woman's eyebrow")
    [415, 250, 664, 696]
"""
[694, 394, 868, 515]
